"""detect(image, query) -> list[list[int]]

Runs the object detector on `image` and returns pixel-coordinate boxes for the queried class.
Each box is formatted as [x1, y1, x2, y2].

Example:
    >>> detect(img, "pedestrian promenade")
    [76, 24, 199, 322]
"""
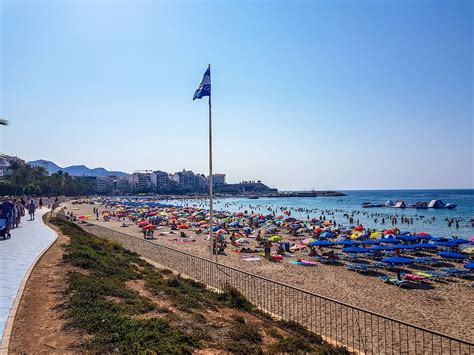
[0, 208, 57, 345]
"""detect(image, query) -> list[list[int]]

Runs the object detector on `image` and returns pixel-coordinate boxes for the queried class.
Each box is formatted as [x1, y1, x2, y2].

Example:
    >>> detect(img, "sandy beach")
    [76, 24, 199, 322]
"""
[63, 202, 473, 343]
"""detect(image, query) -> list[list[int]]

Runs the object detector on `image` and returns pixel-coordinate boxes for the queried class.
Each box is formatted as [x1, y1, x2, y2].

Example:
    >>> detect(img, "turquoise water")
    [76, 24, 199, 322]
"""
[164, 189, 474, 238]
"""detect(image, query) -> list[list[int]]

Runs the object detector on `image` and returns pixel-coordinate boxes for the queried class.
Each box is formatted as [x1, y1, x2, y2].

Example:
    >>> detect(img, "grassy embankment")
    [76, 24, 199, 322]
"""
[52, 218, 348, 354]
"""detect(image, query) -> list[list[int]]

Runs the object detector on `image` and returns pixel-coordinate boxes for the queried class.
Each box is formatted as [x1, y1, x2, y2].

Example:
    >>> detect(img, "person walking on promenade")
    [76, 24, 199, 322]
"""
[27, 199, 36, 221]
[39, 197, 43, 209]
[13, 199, 22, 228]
[1, 196, 14, 226]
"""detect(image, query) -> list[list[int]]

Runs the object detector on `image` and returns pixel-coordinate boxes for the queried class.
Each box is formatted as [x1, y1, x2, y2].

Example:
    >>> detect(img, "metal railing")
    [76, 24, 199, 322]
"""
[54, 212, 473, 354]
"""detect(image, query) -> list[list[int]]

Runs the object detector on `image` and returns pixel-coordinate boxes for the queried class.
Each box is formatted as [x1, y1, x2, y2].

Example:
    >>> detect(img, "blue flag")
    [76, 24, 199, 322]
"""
[193, 65, 211, 100]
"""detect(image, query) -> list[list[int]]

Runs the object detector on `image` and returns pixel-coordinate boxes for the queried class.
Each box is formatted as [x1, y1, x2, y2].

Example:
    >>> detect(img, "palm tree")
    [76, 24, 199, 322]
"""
[0, 119, 8, 126]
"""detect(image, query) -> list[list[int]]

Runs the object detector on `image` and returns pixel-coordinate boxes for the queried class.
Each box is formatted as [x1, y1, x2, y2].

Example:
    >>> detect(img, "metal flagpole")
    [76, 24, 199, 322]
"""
[208, 65, 215, 261]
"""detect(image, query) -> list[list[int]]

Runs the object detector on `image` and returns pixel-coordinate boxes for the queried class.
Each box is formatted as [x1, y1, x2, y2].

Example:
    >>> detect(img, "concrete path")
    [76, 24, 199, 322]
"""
[0, 208, 57, 345]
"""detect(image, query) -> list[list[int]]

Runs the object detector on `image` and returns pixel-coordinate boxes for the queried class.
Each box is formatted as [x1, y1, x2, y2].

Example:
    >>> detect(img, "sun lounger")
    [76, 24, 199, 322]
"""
[440, 268, 468, 278]
[379, 275, 409, 287]
[413, 257, 441, 266]
[289, 260, 317, 266]
[345, 263, 375, 273]
[313, 255, 339, 264]
[416, 271, 447, 281]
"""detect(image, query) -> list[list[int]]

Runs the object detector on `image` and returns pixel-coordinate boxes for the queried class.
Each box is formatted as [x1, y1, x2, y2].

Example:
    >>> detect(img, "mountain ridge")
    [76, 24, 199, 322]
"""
[28, 159, 128, 177]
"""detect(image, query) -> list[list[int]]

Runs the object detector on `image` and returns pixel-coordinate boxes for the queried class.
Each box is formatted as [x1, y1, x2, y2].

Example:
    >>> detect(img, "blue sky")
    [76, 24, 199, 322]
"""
[1, 0, 472, 190]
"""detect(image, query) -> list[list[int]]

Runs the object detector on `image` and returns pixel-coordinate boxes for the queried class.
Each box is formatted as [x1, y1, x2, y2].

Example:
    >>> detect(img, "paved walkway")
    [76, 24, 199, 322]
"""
[0, 208, 57, 344]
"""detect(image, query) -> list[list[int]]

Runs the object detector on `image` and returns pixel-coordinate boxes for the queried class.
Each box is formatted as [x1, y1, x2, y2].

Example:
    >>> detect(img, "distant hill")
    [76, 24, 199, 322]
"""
[28, 159, 128, 177]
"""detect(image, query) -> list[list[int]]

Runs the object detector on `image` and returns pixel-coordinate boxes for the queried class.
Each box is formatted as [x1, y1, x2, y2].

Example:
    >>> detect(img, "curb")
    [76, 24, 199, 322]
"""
[0, 212, 59, 355]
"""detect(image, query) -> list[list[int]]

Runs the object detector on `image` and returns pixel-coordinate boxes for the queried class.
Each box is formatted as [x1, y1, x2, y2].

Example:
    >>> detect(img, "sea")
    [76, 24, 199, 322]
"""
[162, 189, 474, 238]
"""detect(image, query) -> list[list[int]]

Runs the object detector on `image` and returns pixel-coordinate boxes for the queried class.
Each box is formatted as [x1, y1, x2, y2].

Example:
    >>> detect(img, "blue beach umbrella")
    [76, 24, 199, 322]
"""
[319, 231, 335, 238]
[337, 240, 357, 246]
[382, 257, 413, 265]
[437, 251, 466, 260]
[343, 247, 370, 254]
[463, 263, 474, 270]
[449, 239, 470, 245]
[397, 235, 418, 242]
[431, 237, 449, 242]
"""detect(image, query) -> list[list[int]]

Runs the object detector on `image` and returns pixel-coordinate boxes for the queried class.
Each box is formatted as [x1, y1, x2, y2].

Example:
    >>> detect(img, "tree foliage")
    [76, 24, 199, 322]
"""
[0, 160, 95, 196]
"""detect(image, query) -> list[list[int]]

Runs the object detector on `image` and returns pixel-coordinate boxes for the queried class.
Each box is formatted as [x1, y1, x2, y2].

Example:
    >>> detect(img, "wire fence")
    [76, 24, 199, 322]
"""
[54, 211, 473, 354]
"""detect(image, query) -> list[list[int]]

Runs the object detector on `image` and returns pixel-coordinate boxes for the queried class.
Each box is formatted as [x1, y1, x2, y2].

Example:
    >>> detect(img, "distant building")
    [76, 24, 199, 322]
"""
[131, 171, 155, 192]
[196, 174, 208, 190]
[152, 170, 173, 192]
[0, 154, 25, 177]
[173, 169, 197, 192]
[212, 173, 226, 186]
[96, 175, 131, 194]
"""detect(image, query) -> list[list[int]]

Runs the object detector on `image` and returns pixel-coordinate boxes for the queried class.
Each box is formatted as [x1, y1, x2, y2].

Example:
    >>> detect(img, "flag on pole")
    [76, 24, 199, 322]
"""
[193, 65, 211, 100]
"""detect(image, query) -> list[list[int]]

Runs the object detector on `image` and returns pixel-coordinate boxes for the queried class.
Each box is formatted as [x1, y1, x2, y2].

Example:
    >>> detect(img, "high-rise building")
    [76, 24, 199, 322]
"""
[212, 173, 226, 186]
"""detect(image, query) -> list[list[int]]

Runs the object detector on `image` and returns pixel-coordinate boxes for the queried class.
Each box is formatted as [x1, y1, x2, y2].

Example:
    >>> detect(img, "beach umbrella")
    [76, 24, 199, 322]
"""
[269, 235, 283, 242]
[469, 237, 474, 243]
[143, 224, 155, 231]
[309, 240, 334, 247]
[382, 257, 413, 265]
[217, 229, 227, 234]
[437, 251, 466, 260]
[302, 238, 316, 245]
[319, 231, 335, 239]
[379, 237, 400, 244]
[353, 226, 364, 232]
[397, 235, 418, 242]
[285, 217, 296, 223]
[383, 229, 397, 235]
[350, 232, 361, 240]
[431, 237, 449, 242]
[463, 263, 474, 270]
[212, 226, 220, 232]
[370, 231, 382, 239]
[343, 247, 370, 254]
[289, 224, 300, 229]
[450, 239, 469, 245]
[415, 232, 431, 237]
[178, 224, 189, 229]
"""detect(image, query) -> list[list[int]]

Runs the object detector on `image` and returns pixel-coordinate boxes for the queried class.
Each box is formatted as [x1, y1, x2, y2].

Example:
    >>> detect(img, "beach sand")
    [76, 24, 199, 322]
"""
[63, 202, 473, 342]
